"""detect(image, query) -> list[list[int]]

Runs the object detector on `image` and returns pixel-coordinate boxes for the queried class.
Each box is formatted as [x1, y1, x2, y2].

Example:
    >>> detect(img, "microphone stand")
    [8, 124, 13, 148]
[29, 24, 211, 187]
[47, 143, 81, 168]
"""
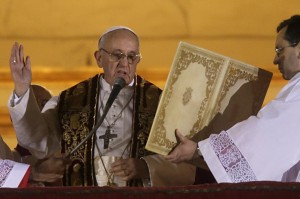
[68, 77, 125, 156]
[68, 105, 108, 156]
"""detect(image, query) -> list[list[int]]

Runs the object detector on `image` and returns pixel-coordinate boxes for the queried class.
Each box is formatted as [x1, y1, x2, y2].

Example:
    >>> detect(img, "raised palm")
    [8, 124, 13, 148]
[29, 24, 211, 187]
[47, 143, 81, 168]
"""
[10, 42, 32, 96]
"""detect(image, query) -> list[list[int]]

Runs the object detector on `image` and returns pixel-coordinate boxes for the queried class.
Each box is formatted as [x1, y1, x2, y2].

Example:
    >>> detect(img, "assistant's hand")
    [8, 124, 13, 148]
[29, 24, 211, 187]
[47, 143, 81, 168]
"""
[10, 42, 32, 97]
[31, 153, 70, 183]
[165, 129, 198, 163]
[110, 158, 149, 181]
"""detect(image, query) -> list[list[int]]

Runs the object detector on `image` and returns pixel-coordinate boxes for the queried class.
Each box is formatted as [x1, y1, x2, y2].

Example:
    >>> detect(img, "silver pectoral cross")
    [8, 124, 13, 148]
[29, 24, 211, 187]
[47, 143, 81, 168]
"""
[99, 126, 118, 149]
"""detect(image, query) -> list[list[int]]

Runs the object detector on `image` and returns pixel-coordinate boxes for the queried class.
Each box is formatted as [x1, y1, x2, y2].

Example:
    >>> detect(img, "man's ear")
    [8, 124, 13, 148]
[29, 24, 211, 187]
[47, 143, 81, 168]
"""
[94, 50, 102, 68]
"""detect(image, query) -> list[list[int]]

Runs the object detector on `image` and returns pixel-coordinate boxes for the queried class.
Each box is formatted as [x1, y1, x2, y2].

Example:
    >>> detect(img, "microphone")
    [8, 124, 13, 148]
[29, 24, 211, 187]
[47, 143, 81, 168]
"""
[102, 77, 126, 116]
[69, 77, 126, 156]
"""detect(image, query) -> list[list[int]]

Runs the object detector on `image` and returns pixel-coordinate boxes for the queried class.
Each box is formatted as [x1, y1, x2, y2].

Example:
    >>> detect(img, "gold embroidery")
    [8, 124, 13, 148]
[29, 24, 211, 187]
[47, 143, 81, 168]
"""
[182, 87, 193, 105]
[59, 75, 100, 186]
[151, 48, 224, 148]
[137, 132, 146, 145]
[71, 163, 82, 186]
[70, 114, 80, 129]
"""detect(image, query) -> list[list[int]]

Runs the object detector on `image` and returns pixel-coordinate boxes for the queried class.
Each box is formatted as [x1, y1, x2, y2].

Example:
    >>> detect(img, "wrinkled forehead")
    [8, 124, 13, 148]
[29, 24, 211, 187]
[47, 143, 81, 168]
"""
[98, 26, 139, 49]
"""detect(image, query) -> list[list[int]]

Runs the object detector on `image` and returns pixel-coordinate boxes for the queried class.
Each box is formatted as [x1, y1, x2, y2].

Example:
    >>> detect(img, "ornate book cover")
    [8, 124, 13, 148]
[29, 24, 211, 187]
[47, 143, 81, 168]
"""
[145, 41, 272, 156]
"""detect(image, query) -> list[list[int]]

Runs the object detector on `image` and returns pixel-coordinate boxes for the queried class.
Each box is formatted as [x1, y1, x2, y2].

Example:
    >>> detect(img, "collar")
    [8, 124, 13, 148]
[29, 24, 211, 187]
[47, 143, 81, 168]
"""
[100, 75, 134, 93]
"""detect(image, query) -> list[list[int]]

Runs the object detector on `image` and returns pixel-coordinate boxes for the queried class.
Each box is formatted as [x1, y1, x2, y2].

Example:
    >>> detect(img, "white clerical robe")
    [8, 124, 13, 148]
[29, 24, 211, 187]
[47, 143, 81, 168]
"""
[9, 76, 195, 187]
[0, 136, 30, 188]
[199, 72, 300, 182]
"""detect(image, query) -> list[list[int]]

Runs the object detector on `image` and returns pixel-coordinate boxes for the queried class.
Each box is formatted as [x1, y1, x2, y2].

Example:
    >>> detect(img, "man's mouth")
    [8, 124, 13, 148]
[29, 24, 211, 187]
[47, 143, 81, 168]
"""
[117, 71, 127, 75]
[115, 71, 128, 80]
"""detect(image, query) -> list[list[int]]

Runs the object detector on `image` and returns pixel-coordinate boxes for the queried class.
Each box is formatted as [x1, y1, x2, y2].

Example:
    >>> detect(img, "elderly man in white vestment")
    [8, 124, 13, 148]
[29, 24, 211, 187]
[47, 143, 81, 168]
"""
[8, 26, 195, 186]
[166, 14, 300, 183]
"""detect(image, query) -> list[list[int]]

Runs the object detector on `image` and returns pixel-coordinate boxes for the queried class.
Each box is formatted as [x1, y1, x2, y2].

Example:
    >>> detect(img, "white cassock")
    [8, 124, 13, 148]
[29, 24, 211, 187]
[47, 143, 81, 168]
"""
[0, 136, 30, 188]
[8, 76, 195, 187]
[199, 72, 300, 182]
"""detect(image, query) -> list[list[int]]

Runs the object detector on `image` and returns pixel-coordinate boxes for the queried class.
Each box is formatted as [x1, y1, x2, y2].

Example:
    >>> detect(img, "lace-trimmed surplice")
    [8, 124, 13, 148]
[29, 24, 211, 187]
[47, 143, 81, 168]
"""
[210, 131, 257, 182]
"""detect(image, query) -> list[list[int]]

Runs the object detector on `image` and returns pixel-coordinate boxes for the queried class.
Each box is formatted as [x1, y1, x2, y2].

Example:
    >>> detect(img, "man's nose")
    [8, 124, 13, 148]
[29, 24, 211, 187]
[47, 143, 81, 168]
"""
[119, 55, 130, 65]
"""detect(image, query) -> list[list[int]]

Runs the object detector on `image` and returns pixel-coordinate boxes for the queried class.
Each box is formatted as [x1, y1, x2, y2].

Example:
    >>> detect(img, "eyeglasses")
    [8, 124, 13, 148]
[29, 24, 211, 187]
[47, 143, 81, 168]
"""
[275, 42, 299, 57]
[100, 48, 141, 64]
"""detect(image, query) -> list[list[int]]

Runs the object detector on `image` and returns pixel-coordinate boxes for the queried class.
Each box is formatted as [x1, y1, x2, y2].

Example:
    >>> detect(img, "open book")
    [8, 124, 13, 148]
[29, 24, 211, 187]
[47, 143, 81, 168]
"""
[145, 41, 272, 156]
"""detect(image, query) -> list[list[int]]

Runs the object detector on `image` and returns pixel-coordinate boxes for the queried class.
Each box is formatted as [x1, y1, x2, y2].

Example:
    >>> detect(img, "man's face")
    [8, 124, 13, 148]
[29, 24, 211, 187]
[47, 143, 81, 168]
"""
[273, 27, 300, 80]
[94, 29, 140, 86]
